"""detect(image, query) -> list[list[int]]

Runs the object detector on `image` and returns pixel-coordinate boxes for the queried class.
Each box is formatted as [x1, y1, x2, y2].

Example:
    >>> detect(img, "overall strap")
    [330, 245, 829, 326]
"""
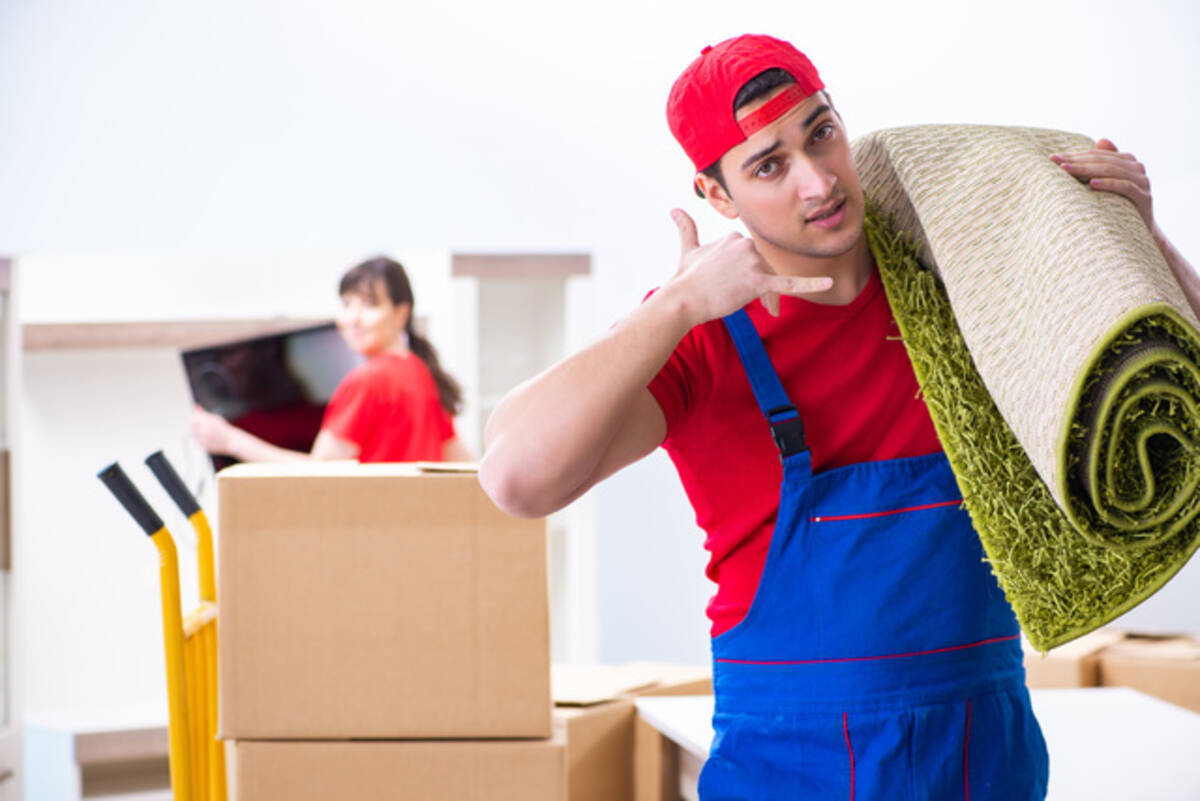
[722, 309, 808, 458]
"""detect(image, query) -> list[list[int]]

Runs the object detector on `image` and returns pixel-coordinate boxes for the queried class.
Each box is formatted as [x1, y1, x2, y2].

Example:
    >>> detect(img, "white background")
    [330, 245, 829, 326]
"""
[1, 0, 1198, 721]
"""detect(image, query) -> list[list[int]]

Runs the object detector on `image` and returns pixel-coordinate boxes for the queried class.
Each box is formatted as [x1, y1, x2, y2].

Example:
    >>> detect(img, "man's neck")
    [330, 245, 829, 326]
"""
[757, 233, 875, 306]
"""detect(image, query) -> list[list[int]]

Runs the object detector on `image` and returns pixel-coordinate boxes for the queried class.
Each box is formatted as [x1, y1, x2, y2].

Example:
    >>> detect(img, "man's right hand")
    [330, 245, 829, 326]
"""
[667, 208, 832, 324]
[480, 209, 832, 519]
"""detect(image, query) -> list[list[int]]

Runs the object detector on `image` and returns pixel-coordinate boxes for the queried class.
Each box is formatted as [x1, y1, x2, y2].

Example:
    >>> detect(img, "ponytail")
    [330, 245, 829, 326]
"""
[406, 318, 463, 416]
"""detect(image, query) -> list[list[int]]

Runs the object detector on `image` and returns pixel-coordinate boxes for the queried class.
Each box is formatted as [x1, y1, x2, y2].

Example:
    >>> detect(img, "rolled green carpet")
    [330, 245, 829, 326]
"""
[852, 125, 1200, 651]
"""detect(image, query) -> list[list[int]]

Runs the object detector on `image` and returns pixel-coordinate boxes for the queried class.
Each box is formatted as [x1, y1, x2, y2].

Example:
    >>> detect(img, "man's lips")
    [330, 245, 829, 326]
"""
[806, 197, 845, 222]
[806, 197, 847, 229]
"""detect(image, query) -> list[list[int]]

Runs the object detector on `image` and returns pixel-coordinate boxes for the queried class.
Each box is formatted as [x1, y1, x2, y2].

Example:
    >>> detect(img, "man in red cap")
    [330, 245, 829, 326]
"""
[481, 33, 1194, 799]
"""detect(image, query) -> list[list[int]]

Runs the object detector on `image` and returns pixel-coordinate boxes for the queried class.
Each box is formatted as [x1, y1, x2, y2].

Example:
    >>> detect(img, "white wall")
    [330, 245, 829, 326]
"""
[3, 0, 1199, 717]
[19, 348, 194, 717]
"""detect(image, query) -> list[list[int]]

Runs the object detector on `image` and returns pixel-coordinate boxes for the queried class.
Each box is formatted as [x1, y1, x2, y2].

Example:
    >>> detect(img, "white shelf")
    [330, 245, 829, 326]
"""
[23, 318, 332, 351]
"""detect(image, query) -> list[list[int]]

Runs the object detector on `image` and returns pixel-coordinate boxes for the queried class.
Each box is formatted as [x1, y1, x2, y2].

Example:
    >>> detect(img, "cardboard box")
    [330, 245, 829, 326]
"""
[218, 462, 550, 739]
[1021, 628, 1126, 688]
[230, 735, 566, 801]
[1098, 634, 1200, 713]
[626, 664, 711, 801]
[550, 662, 711, 801]
[634, 715, 678, 801]
[554, 700, 636, 801]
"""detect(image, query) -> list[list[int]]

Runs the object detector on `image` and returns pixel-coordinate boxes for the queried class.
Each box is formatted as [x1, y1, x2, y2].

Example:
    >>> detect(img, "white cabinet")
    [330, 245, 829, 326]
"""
[0, 259, 18, 800]
[451, 253, 595, 665]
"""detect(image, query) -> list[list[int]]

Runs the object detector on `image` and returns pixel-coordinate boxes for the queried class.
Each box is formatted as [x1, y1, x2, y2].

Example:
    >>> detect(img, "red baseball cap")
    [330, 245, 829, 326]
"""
[667, 34, 825, 172]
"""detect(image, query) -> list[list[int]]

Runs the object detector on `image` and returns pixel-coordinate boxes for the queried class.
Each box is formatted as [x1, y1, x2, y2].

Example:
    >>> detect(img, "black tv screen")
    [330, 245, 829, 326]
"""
[181, 323, 363, 469]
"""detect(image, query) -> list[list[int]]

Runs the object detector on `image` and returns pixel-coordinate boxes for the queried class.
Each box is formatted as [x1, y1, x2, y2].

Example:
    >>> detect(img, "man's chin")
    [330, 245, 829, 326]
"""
[797, 221, 864, 259]
[746, 209, 866, 260]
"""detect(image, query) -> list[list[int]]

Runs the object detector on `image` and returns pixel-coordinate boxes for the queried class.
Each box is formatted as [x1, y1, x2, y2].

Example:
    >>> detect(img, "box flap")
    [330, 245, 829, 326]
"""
[552, 662, 711, 706]
[220, 461, 478, 479]
[623, 661, 711, 689]
[416, 461, 479, 474]
[552, 665, 659, 706]
[219, 461, 424, 479]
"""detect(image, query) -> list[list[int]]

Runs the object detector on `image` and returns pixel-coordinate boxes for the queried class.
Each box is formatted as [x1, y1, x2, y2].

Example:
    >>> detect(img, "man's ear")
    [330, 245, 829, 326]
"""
[695, 173, 739, 220]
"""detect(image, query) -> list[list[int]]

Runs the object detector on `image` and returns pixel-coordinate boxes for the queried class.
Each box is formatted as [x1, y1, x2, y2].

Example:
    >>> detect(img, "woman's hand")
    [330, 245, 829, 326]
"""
[667, 209, 832, 324]
[190, 405, 236, 456]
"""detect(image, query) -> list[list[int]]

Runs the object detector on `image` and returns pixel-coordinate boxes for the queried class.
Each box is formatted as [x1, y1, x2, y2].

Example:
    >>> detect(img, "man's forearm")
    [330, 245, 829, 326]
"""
[1154, 225, 1200, 321]
[480, 284, 696, 517]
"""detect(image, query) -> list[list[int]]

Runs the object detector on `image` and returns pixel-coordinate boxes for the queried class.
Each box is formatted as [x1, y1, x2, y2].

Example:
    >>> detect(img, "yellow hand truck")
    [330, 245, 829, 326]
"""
[98, 452, 227, 801]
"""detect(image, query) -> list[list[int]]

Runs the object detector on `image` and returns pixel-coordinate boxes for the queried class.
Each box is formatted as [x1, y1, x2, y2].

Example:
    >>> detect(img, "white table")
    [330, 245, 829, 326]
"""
[636, 688, 1200, 801]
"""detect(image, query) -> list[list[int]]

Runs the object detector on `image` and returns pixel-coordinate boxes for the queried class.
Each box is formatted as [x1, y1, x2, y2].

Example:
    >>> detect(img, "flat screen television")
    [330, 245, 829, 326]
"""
[182, 323, 363, 470]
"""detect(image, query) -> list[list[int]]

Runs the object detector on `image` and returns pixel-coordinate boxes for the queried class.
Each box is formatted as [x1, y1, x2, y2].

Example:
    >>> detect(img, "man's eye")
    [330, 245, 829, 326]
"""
[813, 123, 835, 142]
[755, 160, 779, 178]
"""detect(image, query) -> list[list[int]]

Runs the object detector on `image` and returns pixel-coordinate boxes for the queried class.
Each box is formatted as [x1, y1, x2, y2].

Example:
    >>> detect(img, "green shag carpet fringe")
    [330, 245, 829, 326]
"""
[865, 208, 1200, 652]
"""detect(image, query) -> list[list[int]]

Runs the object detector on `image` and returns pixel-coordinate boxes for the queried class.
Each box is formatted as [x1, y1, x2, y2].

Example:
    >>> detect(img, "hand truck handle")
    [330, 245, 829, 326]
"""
[144, 451, 201, 517]
[98, 462, 164, 536]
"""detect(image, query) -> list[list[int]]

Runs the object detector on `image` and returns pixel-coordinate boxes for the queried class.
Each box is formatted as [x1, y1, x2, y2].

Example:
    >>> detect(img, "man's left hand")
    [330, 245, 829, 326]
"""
[1055, 138, 1200, 321]
[1050, 139, 1154, 230]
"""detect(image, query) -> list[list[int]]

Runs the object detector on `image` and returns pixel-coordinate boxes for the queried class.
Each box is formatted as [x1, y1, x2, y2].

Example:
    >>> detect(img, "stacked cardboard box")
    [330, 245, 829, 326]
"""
[1021, 628, 1127, 688]
[1098, 633, 1200, 713]
[217, 462, 564, 800]
[551, 662, 712, 801]
[1021, 627, 1200, 714]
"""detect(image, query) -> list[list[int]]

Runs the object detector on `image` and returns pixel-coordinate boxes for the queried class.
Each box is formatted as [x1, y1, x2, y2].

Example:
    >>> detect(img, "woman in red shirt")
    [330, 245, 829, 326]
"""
[191, 257, 471, 463]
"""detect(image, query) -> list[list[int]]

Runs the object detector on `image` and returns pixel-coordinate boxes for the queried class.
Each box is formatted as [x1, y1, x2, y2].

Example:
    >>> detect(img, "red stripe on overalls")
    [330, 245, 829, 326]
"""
[810, 498, 963, 523]
[964, 700, 972, 801]
[843, 712, 855, 800]
[715, 634, 1020, 665]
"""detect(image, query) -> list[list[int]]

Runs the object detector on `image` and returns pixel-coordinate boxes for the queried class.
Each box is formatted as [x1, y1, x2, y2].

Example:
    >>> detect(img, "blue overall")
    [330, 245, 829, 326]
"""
[698, 310, 1049, 800]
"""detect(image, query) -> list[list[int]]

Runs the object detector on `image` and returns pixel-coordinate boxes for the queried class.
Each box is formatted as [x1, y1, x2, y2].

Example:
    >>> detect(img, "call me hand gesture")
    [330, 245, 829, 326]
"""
[668, 208, 832, 321]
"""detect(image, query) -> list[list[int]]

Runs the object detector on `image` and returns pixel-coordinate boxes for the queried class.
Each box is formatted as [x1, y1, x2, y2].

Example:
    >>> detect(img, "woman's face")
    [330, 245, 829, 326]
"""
[336, 281, 409, 357]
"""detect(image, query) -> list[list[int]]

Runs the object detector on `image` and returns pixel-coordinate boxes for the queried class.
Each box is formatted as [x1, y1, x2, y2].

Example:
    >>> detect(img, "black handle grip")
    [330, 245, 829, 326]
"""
[98, 462, 164, 536]
[144, 451, 201, 517]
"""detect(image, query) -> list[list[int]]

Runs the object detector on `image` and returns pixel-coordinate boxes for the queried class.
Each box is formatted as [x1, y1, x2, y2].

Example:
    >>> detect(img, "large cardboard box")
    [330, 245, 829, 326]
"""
[230, 735, 566, 801]
[218, 462, 551, 739]
[1098, 634, 1200, 713]
[1021, 628, 1126, 688]
[551, 662, 711, 801]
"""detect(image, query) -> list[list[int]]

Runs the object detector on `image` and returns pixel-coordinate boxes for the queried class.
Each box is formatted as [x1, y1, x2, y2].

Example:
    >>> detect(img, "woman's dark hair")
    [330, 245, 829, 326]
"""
[339, 256, 464, 416]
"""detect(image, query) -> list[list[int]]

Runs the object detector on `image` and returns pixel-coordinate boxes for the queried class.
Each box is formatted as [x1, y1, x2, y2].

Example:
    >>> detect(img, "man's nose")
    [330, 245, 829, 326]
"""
[791, 158, 836, 201]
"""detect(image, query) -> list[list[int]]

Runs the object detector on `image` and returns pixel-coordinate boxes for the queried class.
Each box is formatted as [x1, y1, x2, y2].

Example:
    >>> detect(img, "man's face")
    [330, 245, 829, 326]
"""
[701, 88, 865, 262]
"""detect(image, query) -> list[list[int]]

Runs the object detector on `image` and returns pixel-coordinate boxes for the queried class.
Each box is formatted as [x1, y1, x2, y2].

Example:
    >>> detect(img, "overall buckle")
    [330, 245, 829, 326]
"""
[767, 405, 807, 458]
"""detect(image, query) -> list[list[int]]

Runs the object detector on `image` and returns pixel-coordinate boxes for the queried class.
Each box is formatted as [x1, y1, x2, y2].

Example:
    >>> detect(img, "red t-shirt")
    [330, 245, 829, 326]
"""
[321, 351, 456, 463]
[646, 269, 943, 636]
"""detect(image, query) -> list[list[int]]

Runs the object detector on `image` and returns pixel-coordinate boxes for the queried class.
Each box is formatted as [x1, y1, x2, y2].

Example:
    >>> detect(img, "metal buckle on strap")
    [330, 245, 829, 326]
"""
[766, 405, 807, 459]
